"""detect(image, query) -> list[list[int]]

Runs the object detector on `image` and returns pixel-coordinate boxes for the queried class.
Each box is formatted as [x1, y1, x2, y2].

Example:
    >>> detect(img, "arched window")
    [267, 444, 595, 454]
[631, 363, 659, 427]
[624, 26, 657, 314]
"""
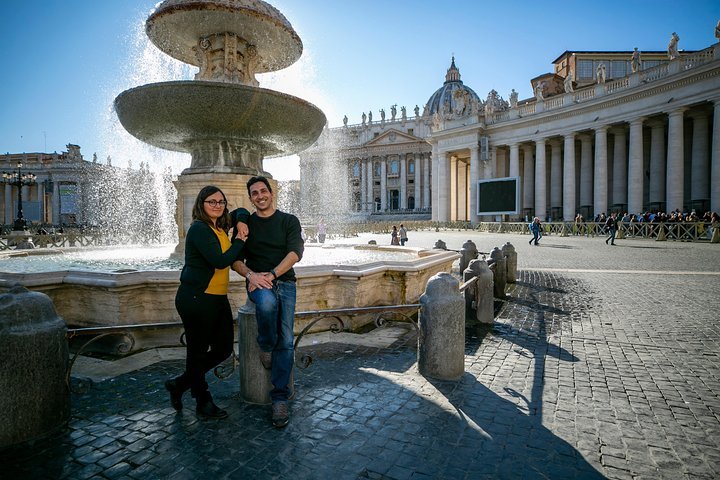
[390, 160, 399, 175]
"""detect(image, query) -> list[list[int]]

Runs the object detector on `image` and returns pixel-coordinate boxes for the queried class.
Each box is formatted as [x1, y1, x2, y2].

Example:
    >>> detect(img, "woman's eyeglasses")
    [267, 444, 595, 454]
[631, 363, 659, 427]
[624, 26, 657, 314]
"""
[204, 200, 227, 207]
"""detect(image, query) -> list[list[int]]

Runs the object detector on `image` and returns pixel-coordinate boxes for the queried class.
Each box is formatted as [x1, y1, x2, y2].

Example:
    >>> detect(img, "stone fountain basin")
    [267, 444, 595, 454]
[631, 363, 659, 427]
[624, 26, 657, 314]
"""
[147, 0, 302, 73]
[0, 248, 459, 352]
[114, 81, 326, 158]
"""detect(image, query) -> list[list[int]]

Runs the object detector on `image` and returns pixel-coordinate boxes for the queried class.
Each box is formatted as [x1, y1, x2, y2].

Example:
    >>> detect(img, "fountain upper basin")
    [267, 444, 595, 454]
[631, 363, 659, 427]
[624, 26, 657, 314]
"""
[114, 81, 326, 172]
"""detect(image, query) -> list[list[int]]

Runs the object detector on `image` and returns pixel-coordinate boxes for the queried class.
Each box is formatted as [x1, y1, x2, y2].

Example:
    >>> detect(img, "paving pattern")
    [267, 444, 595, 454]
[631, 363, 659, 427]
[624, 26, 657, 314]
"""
[2, 231, 719, 479]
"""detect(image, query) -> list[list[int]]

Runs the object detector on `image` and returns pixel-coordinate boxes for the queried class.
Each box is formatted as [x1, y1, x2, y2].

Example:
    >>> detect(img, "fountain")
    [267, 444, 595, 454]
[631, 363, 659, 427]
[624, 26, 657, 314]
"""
[114, 0, 327, 245]
[0, 0, 460, 349]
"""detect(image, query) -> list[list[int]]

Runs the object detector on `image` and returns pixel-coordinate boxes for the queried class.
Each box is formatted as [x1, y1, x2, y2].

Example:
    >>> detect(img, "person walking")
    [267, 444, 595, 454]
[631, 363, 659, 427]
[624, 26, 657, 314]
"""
[165, 186, 249, 419]
[605, 212, 618, 245]
[232, 176, 304, 428]
[399, 224, 408, 246]
[529, 217, 541, 245]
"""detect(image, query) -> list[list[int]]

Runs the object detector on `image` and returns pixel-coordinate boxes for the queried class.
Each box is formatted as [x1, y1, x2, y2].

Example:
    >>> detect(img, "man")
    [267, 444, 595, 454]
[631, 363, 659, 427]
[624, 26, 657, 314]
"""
[605, 212, 618, 245]
[399, 224, 408, 246]
[232, 176, 303, 428]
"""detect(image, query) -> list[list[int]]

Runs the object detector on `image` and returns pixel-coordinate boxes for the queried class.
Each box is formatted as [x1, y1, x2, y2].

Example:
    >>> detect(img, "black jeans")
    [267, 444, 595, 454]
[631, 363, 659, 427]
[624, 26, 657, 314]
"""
[174, 284, 234, 402]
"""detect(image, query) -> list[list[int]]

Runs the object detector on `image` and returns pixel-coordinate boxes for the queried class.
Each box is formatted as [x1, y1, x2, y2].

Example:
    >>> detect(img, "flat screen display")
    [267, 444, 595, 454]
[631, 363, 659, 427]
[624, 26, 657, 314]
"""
[477, 176, 520, 215]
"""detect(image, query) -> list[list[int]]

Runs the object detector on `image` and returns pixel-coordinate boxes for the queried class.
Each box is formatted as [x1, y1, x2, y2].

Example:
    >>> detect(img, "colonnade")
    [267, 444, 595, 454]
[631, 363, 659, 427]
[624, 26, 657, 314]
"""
[432, 101, 720, 222]
[2, 178, 73, 226]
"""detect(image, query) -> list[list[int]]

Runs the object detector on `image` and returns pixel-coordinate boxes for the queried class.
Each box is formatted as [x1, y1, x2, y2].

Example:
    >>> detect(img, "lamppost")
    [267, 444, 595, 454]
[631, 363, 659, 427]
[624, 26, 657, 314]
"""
[2, 161, 37, 231]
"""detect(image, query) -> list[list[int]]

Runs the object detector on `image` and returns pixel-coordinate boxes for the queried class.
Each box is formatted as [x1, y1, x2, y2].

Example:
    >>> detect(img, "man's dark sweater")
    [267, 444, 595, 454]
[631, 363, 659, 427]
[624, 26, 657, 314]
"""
[236, 210, 304, 282]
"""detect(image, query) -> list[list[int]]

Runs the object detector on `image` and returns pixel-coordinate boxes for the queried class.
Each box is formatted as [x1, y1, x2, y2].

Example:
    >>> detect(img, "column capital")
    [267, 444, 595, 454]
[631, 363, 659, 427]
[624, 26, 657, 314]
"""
[668, 106, 689, 117]
[594, 125, 609, 134]
[629, 117, 646, 127]
[646, 117, 666, 129]
[548, 138, 563, 148]
[534, 137, 547, 145]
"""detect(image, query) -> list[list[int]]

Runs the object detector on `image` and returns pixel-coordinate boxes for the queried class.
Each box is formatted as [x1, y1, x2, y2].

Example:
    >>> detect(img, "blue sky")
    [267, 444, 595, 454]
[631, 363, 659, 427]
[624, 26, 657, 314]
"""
[1, 1, 718, 179]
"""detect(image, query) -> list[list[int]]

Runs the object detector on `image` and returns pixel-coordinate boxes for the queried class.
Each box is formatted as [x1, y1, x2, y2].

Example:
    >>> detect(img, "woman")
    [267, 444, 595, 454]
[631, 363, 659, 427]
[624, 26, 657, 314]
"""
[165, 186, 249, 419]
[391, 225, 400, 245]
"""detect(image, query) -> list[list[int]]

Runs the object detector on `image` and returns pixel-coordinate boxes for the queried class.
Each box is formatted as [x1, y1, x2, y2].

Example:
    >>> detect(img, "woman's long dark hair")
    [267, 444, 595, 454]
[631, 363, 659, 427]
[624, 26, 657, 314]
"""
[191, 185, 232, 232]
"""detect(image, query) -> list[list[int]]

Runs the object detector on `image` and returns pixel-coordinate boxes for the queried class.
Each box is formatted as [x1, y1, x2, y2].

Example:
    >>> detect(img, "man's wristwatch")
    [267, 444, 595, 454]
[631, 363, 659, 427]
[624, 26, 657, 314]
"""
[270, 268, 277, 279]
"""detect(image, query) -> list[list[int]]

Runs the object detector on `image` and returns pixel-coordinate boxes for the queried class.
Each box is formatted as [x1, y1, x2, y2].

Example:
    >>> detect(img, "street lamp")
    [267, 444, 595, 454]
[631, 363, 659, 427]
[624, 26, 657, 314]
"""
[2, 161, 37, 231]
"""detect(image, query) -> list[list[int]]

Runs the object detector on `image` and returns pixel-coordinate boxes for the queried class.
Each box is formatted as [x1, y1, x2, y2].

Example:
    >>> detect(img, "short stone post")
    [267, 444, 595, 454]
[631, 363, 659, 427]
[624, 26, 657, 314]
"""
[490, 247, 507, 298]
[434, 239, 447, 250]
[501, 242, 517, 284]
[465, 259, 494, 324]
[656, 223, 667, 241]
[237, 299, 290, 405]
[712, 224, 720, 243]
[459, 239, 478, 274]
[0, 285, 69, 449]
[418, 273, 464, 380]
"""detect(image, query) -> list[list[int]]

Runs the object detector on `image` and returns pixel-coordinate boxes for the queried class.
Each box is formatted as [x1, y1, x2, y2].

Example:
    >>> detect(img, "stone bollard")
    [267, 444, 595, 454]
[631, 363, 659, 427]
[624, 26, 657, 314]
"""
[418, 273, 464, 380]
[434, 239, 447, 250]
[464, 259, 494, 324]
[459, 239, 478, 274]
[0, 285, 69, 449]
[656, 223, 667, 241]
[501, 242, 517, 284]
[490, 247, 507, 298]
[238, 299, 278, 405]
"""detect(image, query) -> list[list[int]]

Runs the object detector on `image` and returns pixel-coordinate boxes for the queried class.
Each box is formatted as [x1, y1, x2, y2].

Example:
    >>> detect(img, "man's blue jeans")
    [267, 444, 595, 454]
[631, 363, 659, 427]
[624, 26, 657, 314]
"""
[248, 280, 296, 402]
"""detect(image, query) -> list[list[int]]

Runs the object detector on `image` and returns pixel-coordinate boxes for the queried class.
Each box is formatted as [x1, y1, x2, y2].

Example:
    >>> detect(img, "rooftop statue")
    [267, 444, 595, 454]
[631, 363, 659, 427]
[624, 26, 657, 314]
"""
[596, 63, 607, 84]
[509, 89, 518, 108]
[564, 72, 574, 93]
[668, 32, 680, 60]
[630, 47, 642, 73]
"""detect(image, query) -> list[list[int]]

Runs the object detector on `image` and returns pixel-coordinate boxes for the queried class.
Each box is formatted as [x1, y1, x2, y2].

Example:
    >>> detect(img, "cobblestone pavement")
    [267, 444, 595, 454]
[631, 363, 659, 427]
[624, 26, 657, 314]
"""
[2, 232, 719, 479]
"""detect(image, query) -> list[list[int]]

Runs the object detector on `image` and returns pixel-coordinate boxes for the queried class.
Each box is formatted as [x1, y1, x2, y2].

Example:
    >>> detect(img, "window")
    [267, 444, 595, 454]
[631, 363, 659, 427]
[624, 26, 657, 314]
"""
[407, 128, 414, 136]
[577, 60, 594, 80]
[610, 60, 627, 78]
[390, 160, 399, 175]
[374, 132, 379, 138]
[408, 196, 415, 210]
[408, 160, 415, 174]
[374, 162, 381, 177]
[352, 162, 360, 177]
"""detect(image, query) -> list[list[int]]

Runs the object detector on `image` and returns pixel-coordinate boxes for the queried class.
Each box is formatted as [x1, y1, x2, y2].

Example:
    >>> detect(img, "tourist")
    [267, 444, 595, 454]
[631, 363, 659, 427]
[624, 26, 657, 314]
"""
[317, 219, 326, 243]
[165, 186, 249, 419]
[605, 212, 618, 245]
[391, 225, 400, 245]
[574, 213, 584, 235]
[232, 176, 304, 428]
[529, 217, 541, 246]
[399, 224, 408, 246]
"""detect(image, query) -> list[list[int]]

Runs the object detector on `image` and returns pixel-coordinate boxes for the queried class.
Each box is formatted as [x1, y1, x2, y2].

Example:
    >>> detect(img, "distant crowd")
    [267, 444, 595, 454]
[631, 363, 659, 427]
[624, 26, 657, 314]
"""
[575, 210, 719, 225]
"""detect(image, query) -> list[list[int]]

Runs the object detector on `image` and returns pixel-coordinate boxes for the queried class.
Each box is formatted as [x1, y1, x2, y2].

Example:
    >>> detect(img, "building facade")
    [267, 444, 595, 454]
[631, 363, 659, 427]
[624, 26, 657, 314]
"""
[299, 38, 720, 223]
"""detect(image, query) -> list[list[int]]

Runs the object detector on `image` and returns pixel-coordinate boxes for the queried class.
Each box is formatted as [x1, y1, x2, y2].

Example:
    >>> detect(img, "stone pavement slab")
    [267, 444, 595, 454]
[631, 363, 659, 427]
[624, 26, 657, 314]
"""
[2, 232, 719, 479]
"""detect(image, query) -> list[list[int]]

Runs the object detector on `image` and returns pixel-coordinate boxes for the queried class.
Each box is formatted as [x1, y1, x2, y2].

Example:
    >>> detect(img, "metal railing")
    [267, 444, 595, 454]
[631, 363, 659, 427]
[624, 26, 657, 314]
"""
[65, 304, 423, 390]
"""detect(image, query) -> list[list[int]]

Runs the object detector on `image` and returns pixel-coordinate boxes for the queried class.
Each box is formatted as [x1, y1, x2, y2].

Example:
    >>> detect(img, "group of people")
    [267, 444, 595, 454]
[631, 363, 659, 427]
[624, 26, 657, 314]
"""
[166, 176, 302, 428]
[390, 224, 408, 246]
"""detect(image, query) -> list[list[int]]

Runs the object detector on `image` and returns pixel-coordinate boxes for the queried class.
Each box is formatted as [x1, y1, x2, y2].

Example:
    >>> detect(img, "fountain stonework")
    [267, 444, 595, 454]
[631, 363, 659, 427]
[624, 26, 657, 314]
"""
[114, 0, 326, 245]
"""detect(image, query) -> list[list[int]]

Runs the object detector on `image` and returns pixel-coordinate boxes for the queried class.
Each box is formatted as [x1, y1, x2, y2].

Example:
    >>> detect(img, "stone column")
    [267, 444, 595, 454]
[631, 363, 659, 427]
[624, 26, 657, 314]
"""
[648, 118, 667, 208]
[414, 153, 421, 211]
[36, 182, 45, 224]
[689, 110, 710, 208]
[423, 153, 431, 210]
[666, 108, 687, 212]
[380, 155, 387, 212]
[579, 134, 593, 213]
[469, 145, 480, 223]
[359, 158, 367, 213]
[712, 100, 720, 212]
[4, 184, 12, 224]
[563, 133, 576, 221]
[611, 126, 628, 209]
[509, 143, 520, 177]
[628, 118, 645, 214]
[593, 126, 608, 215]
[534, 138, 547, 220]
[550, 140, 562, 216]
[400, 154, 407, 210]
[438, 152, 450, 222]
[496, 148, 507, 178]
[522, 145, 534, 214]
[52, 180, 60, 225]
[431, 148, 439, 220]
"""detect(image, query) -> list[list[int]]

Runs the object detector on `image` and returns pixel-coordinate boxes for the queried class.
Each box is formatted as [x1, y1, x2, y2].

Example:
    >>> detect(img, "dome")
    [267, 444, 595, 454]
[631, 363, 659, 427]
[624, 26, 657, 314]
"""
[425, 57, 482, 117]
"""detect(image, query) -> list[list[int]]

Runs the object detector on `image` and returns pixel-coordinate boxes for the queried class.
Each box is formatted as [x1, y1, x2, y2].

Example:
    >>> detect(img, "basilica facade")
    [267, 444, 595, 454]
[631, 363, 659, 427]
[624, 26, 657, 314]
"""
[299, 36, 720, 223]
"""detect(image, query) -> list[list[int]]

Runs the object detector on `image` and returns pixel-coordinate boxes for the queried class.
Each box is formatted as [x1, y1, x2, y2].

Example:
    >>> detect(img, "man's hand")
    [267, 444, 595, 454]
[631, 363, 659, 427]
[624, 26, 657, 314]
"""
[246, 271, 273, 292]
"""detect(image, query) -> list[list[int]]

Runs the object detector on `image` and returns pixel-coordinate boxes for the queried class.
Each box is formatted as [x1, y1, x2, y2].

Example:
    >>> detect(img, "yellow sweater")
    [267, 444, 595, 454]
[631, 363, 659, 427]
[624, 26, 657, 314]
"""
[205, 226, 232, 295]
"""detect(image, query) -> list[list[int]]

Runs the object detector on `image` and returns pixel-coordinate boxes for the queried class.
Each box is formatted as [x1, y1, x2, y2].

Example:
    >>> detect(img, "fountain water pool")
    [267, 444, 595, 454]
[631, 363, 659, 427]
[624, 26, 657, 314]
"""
[0, 244, 416, 274]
